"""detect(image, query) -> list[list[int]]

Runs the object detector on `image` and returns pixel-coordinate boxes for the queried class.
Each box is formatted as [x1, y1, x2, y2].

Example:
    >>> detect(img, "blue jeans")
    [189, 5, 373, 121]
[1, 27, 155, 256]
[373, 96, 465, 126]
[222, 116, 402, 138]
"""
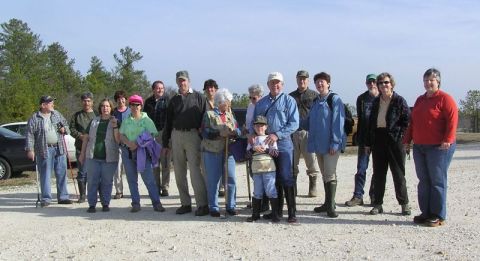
[413, 143, 455, 220]
[86, 159, 117, 207]
[353, 146, 374, 198]
[203, 151, 236, 212]
[76, 150, 87, 183]
[253, 172, 277, 199]
[274, 138, 295, 187]
[37, 147, 69, 203]
[121, 147, 160, 207]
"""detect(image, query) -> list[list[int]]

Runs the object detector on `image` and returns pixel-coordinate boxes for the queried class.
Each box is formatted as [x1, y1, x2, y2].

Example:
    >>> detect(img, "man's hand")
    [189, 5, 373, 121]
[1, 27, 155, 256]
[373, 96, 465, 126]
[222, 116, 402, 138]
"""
[27, 151, 35, 162]
[265, 133, 278, 146]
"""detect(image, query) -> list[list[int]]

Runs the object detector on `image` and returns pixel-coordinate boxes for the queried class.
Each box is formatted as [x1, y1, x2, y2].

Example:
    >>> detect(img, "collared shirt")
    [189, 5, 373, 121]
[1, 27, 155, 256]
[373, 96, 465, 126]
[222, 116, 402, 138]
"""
[119, 112, 158, 142]
[70, 110, 97, 150]
[289, 87, 318, 122]
[162, 90, 206, 148]
[249, 92, 299, 140]
[25, 110, 70, 159]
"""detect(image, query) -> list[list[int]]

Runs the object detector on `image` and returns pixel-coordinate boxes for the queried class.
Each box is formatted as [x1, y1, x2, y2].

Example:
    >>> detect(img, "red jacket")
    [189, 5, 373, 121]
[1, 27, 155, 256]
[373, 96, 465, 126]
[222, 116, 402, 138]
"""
[403, 90, 458, 145]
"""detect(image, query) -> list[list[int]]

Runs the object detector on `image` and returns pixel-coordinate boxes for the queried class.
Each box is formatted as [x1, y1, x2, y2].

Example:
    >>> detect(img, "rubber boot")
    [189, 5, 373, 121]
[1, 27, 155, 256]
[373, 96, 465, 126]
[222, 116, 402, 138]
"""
[313, 182, 328, 213]
[308, 175, 318, 197]
[77, 180, 86, 203]
[269, 198, 280, 223]
[263, 184, 283, 219]
[260, 193, 270, 213]
[247, 198, 262, 222]
[285, 186, 297, 223]
[326, 180, 339, 218]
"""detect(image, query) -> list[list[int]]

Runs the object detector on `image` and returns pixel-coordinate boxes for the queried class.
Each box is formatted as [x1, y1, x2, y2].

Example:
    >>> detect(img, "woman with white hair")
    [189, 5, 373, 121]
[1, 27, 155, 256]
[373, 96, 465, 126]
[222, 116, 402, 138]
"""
[201, 88, 241, 217]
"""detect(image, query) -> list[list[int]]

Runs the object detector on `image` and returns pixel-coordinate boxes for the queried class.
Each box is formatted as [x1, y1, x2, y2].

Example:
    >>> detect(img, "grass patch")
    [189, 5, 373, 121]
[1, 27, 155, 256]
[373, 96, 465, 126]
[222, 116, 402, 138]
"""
[0, 171, 37, 187]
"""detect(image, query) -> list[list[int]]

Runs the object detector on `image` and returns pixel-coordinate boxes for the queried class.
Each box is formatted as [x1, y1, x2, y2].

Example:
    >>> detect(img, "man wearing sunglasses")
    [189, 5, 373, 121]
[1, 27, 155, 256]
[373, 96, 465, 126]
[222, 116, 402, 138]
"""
[289, 70, 319, 197]
[345, 74, 379, 207]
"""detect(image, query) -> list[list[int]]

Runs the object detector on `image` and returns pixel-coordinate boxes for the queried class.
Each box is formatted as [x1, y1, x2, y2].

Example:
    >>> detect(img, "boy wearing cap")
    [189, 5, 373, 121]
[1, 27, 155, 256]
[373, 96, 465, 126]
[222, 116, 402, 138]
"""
[25, 95, 73, 206]
[289, 70, 320, 197]
[70, 92, 98, 203]
[162, 70, 209, 216]
[246, 115, 279, 222]
[345, 74, 379, 207]
[249, 72, 299, 223]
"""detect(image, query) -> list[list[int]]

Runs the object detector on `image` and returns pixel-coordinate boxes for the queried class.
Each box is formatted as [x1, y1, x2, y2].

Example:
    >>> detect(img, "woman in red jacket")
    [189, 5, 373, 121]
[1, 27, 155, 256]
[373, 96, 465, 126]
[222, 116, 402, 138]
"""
[403, 68, 458, 227]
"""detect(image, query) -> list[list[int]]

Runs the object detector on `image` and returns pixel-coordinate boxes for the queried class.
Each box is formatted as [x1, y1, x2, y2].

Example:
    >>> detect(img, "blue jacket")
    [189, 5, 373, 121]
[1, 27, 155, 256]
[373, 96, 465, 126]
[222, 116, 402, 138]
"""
[136, 131, 161, 173]
[304, 92, 346, 154]
[249, 93, 299, 140]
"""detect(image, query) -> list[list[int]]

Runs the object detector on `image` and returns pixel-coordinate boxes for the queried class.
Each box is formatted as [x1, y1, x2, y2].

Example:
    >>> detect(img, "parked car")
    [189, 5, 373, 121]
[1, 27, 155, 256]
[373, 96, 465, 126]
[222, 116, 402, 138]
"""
[0, 127, 35, 179]
[1, 122, 77, 162]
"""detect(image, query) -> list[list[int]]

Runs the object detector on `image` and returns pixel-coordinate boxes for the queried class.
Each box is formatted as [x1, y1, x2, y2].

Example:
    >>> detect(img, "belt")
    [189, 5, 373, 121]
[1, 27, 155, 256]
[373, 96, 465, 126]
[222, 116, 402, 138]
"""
[47, 143, 58, 147]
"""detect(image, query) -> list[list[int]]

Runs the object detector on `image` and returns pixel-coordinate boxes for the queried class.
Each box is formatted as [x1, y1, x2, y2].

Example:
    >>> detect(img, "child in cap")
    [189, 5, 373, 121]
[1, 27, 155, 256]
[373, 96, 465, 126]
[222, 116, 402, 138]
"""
[246, 115, 280, 222]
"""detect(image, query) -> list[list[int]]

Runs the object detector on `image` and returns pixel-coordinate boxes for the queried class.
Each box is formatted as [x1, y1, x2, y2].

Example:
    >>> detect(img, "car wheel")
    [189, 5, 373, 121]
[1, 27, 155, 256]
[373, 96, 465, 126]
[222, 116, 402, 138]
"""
[0, 157, 12, 180]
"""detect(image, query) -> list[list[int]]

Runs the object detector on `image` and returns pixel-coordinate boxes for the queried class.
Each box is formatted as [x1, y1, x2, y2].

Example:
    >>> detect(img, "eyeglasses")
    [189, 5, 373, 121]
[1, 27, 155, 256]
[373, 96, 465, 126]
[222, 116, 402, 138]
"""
[377, 81, 391, 85]
[129, 103, 141, 107]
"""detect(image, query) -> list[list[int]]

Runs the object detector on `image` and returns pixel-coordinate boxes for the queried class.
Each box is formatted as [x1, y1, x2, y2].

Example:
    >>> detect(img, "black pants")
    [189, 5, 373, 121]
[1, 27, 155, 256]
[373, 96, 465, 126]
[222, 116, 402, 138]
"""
[371, 128, 409, 205]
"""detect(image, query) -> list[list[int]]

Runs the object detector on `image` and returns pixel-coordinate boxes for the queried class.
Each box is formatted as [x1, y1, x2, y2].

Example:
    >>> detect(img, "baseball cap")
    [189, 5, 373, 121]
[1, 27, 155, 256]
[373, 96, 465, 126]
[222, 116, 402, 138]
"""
[267, 72, 284, 82]
[253, 115, 268, 125]
[128, 95, 144, 105]
[366, 74, 377, 81]
[39, 95, 55, 105]
[296, 70, 309, 78]
[176, 70, 189, 80]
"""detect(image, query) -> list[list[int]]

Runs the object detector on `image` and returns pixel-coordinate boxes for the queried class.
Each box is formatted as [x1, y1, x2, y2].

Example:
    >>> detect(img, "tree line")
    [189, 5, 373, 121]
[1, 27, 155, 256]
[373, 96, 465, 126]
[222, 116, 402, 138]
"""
[1, 18, 478, 131]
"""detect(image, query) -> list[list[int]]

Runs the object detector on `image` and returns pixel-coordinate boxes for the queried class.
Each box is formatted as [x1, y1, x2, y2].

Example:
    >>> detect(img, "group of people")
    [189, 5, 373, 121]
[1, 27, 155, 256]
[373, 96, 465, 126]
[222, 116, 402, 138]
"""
[25, 67, 458, 227]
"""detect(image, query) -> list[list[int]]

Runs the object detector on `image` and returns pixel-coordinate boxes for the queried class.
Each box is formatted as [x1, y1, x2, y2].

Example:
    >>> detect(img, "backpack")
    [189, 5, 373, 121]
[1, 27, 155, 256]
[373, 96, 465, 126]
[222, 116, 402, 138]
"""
[326, 92, 354, 135]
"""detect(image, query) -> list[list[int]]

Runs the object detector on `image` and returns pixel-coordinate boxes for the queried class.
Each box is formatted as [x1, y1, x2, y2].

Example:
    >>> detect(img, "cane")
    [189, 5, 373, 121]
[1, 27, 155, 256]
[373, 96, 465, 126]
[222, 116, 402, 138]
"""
[246, 159, 252, 208]
[61, 134, 78, 198]
[34, 157, 41, 208]
[222, 136, 229, 218]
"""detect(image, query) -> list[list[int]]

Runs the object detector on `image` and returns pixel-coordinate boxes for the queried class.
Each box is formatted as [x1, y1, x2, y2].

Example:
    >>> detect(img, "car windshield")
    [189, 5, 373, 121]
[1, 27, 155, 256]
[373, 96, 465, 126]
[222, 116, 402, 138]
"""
[0, 127, 24, 138]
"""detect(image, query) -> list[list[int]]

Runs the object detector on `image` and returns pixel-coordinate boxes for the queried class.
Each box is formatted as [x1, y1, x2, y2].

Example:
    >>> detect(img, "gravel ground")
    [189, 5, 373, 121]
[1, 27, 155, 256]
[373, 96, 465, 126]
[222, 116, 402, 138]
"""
[1, 143, 479, 260]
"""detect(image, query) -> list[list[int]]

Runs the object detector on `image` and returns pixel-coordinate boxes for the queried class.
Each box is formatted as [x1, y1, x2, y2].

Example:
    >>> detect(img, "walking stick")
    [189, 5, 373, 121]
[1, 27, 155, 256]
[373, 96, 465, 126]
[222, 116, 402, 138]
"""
[246, 159, 252, 208]
[34, 157, 41, 208]
[61, 134, 78, 198]
[223, 136, 229, 218]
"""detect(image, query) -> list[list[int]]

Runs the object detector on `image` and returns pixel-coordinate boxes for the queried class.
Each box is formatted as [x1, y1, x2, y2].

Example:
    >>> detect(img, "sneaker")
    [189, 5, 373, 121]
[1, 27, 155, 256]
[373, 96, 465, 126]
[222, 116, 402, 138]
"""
[153, 204, 165, 212]
[102, 205, 110, 212]
[401, 204, 411, 215]
[369, 205, 383, 215]
[58, 199, 73, 204]
[40, 201, 50, 208]
[210, 211, 221, 217]
[413, 214, 428, 224]
[195, 206, 209, 216]
[113, 193, 123, 199]
[87, 206, 96, 213]
[130, 205, 141, 213]
[160, 189, 169, 197]
[424, 217, 445, 227]
[345, 197, 364, 207]
[176, 205, 192, 214]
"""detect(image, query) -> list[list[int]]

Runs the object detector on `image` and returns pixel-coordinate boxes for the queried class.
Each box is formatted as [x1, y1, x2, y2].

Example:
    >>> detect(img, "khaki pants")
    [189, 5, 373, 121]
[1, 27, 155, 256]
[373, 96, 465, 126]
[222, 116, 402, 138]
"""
[292, 130, 319, 177]
[316, 151, 340, 183]
[154, 130, 171, 191]
[172, 129, 207, 207]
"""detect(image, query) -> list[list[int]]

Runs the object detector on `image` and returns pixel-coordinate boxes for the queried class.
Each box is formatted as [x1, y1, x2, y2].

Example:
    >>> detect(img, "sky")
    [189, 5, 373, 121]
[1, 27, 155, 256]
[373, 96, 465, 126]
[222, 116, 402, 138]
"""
[2, 0, 479, 106]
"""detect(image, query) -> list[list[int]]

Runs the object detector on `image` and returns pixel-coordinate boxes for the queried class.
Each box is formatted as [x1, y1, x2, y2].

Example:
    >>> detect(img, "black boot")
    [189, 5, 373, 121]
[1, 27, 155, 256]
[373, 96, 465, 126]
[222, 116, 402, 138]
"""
[269, 198, 280, 223]
[293, 174, 298, 197]
[313, 182, 328, 213]
[77, 180, 86, 203]
[247, 198, 262, 222]
[260, 193, 270, 213]
[263, 184, 284, 219]
[285, 186, 297, 223]
[308, 176, 318, 197]
[326, 180, 338, 218]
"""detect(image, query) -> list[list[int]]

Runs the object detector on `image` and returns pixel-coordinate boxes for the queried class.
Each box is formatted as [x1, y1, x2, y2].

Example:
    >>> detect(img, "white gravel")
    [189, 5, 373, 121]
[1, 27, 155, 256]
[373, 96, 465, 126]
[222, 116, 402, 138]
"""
[1, 143, 479, 260]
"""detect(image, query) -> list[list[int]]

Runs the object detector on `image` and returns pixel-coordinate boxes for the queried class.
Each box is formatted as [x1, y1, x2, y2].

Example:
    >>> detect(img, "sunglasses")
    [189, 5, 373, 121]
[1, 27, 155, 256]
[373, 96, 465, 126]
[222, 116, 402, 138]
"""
[129, 103, 141, 107]
[377, 81, 391, 85]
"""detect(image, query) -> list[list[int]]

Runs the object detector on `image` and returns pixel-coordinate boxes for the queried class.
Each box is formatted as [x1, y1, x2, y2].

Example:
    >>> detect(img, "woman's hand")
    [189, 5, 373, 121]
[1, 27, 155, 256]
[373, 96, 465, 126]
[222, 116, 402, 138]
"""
[439, 142, 451, 150]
